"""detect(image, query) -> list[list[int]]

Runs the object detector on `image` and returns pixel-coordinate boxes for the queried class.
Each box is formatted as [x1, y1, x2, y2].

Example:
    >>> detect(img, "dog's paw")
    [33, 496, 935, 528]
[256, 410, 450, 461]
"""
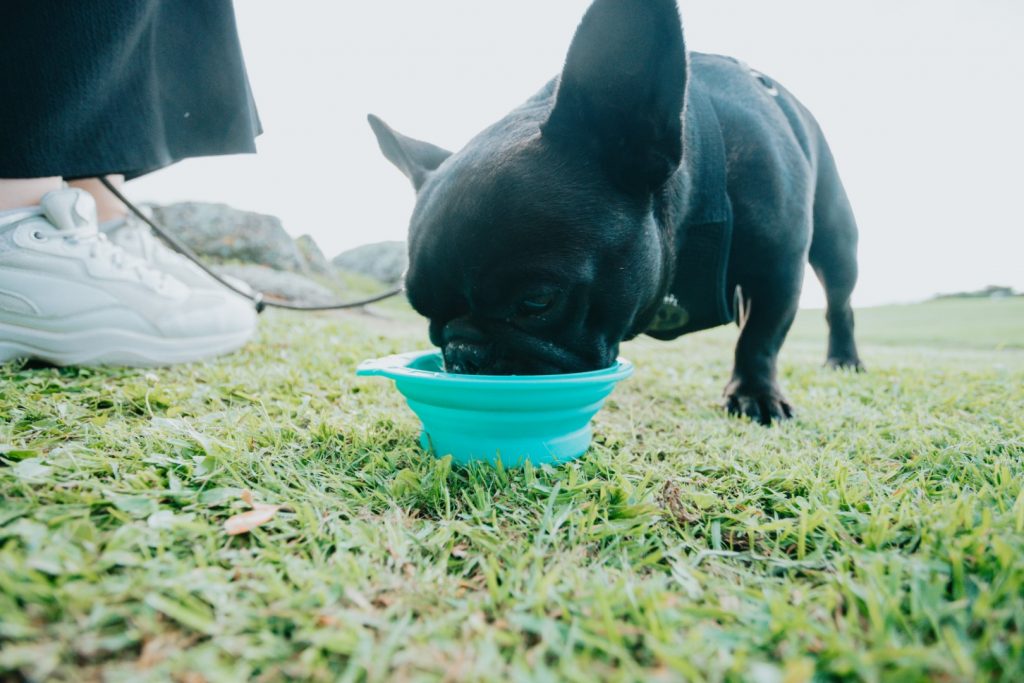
[723, 383, 794, 426]
[824, 356, 865, 372]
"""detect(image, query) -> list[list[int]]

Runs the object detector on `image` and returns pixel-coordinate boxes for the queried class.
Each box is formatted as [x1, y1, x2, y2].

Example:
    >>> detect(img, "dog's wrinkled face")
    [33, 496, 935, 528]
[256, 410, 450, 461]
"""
[408, 142, 664, 374]
[369, 0, 686, 374]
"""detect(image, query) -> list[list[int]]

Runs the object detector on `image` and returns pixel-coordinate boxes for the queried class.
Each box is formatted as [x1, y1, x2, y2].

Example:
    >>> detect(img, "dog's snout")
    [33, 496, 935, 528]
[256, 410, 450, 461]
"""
[444, 340, 494, 374]
[441, 317, 493, 374]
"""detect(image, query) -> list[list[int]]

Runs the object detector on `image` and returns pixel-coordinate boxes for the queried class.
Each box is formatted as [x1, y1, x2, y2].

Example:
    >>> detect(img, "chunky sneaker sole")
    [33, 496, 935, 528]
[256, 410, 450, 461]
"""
[0, 321, 252, 367]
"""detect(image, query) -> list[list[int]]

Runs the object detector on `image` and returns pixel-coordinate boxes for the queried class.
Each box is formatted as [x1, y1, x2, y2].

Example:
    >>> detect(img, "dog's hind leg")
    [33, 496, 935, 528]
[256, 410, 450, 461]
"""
[809, 137, 864, 371]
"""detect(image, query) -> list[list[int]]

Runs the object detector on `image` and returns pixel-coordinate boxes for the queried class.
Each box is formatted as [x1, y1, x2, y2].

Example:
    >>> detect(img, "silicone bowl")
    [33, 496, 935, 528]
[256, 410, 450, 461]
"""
[356, 350, 633, 467]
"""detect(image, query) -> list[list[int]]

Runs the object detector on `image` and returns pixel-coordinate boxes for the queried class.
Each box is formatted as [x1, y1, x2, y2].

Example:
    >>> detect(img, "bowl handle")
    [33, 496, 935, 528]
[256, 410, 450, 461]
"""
[356, 351, 438, 378]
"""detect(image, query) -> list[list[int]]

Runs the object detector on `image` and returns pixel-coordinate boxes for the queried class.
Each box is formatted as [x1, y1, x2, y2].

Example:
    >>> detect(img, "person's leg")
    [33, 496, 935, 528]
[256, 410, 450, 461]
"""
[67, 175, 126, 223]
[0, 177, 62, 211]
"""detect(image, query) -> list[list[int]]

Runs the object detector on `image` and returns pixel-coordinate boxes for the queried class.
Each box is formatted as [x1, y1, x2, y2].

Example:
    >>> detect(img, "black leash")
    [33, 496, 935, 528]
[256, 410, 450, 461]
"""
[99, 177, 404, 313]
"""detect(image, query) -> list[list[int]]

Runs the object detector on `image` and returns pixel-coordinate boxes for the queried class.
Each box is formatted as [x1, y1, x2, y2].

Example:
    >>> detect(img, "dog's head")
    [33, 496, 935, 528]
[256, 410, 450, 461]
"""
[370, 0, 687, 374]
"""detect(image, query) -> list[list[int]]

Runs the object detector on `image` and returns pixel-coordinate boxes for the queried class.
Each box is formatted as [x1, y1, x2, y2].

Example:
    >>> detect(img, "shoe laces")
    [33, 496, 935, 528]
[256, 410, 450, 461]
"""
[45, 223, 171, 291]
[110, 216, 189, 269]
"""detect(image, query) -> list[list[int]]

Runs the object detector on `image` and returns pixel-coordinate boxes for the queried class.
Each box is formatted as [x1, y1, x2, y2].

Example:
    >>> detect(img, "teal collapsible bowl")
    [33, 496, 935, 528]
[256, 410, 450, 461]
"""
[356, 350, 633, 467]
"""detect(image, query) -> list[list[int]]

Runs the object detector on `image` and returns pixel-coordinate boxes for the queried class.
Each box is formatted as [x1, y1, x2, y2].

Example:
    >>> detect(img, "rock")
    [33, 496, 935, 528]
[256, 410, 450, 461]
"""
[215, 264, 338, 306]
[150, 203, 309, 273]
[295, 234, 332, 276]
[332, 241, 407, 283]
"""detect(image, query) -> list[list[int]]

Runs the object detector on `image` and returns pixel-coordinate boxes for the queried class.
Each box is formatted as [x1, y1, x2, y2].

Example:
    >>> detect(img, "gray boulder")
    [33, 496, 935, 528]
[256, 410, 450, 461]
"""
[150, 203, 308, 273]
[295, 234, 332, 276]
[215, 264, 337, 306]
[333, 241, 407, 283]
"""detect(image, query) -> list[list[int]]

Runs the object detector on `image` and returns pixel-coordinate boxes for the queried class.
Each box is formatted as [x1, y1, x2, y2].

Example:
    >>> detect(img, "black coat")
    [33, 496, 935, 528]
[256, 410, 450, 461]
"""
[0, 1, 260, 180]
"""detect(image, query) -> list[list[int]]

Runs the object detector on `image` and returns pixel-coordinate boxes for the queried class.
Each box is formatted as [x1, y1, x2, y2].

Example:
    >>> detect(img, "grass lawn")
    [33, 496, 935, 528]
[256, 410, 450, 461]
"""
[1, 298, 1022, 681]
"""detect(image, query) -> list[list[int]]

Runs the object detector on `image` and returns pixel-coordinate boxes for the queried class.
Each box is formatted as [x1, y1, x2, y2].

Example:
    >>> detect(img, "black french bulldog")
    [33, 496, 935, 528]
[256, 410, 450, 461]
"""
[369, 0, 862, 425]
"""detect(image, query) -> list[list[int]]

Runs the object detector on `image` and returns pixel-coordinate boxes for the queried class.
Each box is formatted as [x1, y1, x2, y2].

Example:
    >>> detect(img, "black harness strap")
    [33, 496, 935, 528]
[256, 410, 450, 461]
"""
[647, 81, 734, 339]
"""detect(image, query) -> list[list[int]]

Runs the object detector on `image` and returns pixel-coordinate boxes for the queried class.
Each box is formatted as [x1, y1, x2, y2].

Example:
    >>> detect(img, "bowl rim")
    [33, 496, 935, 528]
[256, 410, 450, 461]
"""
[357, 350, 634, 387]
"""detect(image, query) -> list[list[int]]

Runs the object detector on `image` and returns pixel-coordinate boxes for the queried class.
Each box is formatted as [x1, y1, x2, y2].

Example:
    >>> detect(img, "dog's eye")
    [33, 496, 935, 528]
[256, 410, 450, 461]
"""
[517, 293, 556, 316]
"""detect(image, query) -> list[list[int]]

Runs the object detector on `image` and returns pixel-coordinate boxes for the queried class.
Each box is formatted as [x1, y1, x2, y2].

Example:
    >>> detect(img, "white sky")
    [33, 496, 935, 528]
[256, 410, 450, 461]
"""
[131, 0, 1024, 308]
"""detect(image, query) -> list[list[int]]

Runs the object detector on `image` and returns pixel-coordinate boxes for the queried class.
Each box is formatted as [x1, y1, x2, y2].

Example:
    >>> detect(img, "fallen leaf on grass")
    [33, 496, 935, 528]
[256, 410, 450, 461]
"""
[224, 489, 282, 535]
[661, 481, 700, 525]
[224, 504, 280, 535]
[316, 613, 340, 627]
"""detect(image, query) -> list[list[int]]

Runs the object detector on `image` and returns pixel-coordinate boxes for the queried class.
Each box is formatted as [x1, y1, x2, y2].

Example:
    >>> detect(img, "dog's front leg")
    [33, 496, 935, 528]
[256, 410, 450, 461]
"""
[723, 276, 801, 425]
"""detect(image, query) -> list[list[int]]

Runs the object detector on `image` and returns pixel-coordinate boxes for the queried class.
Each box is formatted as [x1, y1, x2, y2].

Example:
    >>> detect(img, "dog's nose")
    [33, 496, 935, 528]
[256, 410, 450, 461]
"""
[442, 318, 494, 374]
[444, 340, 494, 374]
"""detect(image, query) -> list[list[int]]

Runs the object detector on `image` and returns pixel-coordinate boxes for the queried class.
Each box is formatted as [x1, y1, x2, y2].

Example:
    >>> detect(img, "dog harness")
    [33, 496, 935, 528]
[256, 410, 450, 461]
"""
[646, 78, 735, 338]
[646, 59, 787, 338]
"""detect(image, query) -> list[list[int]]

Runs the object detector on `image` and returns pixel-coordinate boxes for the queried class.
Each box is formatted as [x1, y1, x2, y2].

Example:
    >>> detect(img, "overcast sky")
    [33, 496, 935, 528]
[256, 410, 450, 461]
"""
[130, 0, 1024, 308]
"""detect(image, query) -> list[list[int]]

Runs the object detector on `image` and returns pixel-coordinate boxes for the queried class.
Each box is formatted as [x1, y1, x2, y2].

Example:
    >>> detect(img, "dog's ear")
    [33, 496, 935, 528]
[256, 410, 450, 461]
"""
[368, 114, 452, 191]
[542, 0, 686, 193]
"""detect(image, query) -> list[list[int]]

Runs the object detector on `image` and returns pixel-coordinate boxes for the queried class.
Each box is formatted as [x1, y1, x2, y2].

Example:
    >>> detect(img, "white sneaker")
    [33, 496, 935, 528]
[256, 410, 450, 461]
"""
[101, 210, 256, 297]
[0, 189, 257, 367]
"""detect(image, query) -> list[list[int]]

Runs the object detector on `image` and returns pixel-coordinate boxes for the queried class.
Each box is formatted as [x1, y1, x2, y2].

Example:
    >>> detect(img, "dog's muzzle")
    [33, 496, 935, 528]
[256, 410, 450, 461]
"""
[441, 318, 495, 374]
